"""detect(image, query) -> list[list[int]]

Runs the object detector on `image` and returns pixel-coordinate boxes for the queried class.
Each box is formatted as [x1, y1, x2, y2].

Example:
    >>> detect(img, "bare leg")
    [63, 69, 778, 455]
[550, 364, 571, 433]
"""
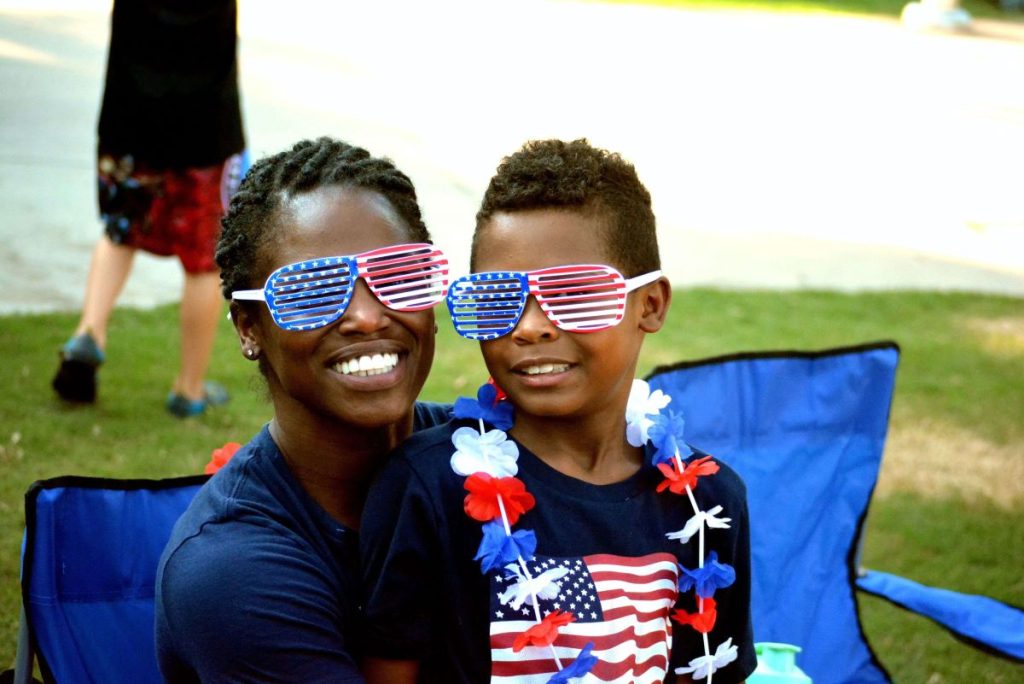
[173, 270, 223, 401]
[74, 236, 137, 349]
[53, 236, 136, 402]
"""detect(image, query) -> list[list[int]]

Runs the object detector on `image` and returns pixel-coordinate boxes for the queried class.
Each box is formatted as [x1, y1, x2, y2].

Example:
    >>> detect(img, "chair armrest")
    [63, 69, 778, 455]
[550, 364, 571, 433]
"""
[856, 569, 1024, 662]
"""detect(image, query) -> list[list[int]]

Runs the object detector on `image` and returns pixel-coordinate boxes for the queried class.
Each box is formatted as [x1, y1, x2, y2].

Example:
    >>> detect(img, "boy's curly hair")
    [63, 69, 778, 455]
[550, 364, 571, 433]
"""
[216, 137, 430, 299]
[473, 139, 660, 277]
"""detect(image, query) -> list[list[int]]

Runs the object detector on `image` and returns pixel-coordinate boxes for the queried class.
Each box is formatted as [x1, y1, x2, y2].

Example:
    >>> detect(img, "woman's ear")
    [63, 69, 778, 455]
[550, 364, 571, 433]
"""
[638, 276, 672, 333]
[231, 301, 263, 360]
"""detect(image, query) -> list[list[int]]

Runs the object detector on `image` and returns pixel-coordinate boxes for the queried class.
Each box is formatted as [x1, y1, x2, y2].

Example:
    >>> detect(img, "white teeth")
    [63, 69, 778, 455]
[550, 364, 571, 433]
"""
[336, 352, 399, 377]
[521, 363, 569, 376]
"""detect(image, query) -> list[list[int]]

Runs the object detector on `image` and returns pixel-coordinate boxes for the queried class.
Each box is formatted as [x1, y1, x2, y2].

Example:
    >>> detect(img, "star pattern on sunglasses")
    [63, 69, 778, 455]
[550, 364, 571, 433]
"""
[232, 243, 449, 331]
[447, 265, 661, 341]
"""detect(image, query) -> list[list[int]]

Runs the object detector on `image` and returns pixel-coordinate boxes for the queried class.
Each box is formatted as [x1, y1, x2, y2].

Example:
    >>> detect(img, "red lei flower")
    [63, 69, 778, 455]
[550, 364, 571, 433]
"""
[204, 441, 242, 474]
[464, 473, 536, 524]
[655, 455, 720, 494]
[671, 597, 718, 634]
[512, 610, 576, 652]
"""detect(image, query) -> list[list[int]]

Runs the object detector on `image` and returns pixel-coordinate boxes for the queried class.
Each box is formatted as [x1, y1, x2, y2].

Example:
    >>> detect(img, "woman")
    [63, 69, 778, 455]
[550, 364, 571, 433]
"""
[155, 138, 450, 681]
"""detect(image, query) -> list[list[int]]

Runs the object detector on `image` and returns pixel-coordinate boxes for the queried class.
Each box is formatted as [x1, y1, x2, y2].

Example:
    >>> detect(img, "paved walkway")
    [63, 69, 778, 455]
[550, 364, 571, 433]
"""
[1, 0, 1022, 313]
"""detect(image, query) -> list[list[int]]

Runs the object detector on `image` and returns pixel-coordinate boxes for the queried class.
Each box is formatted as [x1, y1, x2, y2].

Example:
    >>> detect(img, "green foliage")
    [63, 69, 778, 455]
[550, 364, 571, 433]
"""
[1, 290, 1022, 677]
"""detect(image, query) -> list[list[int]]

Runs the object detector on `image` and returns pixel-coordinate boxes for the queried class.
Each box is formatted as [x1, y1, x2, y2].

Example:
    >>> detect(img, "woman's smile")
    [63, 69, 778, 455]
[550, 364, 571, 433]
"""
[335, 352, 400, 377]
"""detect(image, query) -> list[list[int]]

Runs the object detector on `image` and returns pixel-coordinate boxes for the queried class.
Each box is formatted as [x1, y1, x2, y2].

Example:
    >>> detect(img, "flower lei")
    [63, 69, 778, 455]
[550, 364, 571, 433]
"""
[449, 378, 739, 682]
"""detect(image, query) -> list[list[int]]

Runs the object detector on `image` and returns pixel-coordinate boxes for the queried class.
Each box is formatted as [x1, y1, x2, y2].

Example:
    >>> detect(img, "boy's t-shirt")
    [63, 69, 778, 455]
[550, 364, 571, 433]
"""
[361, 419, 757, 683]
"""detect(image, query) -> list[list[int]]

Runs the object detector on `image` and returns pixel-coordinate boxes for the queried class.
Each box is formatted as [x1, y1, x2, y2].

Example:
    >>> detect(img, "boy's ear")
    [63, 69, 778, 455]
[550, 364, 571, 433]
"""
[637, 276, 672, 333]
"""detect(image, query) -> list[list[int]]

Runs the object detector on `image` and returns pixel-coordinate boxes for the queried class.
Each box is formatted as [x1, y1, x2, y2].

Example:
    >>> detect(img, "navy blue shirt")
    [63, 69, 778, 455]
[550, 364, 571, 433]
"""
[360, 419, 756, 683]
[155, 402, 449, 683]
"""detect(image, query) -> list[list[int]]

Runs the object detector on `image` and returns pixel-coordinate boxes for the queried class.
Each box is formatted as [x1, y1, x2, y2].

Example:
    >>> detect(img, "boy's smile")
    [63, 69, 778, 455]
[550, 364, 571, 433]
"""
[473, 207, 665, 437]
[510, 354, 574, 388]
[514, 360, 571, 377]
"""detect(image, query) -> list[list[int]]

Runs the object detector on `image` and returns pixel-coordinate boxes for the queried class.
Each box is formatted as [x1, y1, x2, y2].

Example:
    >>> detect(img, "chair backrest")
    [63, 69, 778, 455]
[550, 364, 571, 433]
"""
[21, 475, 206, 684]
[647, 341, 899, 684]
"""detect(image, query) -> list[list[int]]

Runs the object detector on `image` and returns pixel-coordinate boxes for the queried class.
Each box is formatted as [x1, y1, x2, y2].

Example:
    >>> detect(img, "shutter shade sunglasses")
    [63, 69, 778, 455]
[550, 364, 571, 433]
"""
[447, 264, 662, 340]
[232, 242, 449, 331]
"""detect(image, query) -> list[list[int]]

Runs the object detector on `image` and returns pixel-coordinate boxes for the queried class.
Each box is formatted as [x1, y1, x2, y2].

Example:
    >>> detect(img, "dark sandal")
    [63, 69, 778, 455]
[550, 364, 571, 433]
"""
[166, 381, 230, 418]
[52, 333, 105, 403]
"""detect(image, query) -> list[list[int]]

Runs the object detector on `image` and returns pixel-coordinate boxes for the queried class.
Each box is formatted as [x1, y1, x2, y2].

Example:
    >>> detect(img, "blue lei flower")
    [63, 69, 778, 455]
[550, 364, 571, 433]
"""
[474, 520, 537, 573]
[546, 642, 597, 683]
[453, 382, 515, 430]
[647, 409, 694, 465]
[678, 550, 736, 599]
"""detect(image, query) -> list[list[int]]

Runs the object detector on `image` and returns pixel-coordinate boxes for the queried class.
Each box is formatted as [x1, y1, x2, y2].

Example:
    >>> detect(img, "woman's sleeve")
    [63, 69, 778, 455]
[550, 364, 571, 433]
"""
[156, 522, 365, 683]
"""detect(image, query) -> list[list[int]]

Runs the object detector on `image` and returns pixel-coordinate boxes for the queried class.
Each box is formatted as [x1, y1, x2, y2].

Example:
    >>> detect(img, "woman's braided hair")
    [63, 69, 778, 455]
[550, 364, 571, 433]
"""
[216, 137, 430, 299]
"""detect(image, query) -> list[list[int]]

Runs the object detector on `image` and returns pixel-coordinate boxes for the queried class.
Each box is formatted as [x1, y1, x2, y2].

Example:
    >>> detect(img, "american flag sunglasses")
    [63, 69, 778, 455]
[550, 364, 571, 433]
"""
[447, 264, 662, 340]
[232, 243, 449, 331]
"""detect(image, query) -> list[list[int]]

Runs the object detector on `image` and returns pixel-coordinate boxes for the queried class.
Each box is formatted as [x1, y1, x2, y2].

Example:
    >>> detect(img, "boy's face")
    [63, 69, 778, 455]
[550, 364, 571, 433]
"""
[473, 208, 666, 427]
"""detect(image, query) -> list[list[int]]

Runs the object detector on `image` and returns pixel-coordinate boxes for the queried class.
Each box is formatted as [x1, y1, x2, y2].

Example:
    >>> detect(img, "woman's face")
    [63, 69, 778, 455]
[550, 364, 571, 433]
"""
[243, 185, 436, 430]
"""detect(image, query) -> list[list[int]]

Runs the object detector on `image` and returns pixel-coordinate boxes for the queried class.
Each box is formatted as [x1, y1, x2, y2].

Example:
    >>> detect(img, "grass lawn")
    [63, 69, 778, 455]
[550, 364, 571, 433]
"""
[590, 0, 1020, 19]
[1, 289, 1022, 679]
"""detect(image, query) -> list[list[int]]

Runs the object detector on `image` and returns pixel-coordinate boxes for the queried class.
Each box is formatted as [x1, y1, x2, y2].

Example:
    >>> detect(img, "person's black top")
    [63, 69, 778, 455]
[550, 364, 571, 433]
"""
[98, 0, 245, 168]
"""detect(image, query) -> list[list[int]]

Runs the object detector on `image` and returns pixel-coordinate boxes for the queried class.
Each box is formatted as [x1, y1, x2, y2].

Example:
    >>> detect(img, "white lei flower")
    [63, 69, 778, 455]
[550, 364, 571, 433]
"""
[498, 565, 570, 610]
[675, 638, 739, 680]
[666, 505, 733, 545]
[624, 378, 672, 447]
[450, 426, 520, 477]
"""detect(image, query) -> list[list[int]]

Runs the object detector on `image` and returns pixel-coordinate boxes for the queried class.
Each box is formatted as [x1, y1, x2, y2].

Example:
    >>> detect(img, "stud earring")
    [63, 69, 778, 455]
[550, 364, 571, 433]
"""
[246, 348, 256, 359]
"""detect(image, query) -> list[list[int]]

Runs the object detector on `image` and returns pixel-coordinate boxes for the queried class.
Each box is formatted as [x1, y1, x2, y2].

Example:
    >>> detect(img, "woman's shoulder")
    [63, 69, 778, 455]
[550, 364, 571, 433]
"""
[159, 487, 343, 632]
[177, 428, 272, 514]
[164, 427, 313, 557]
[396, 418, 460, 460]
[413, 400, 452, 430]
[372, 419, 468, 497]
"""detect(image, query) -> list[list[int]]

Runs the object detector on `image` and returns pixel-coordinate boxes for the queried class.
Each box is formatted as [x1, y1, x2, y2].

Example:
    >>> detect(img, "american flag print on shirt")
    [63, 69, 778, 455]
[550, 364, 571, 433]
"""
[489, 552, 679, 683]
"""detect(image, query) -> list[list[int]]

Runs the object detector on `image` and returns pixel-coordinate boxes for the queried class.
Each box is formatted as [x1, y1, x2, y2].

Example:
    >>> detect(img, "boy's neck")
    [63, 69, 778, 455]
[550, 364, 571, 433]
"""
[510, 413, 644, 485]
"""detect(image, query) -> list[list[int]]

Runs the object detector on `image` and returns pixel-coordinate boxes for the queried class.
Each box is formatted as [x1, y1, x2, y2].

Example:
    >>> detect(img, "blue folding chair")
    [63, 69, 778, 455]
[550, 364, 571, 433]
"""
[646, 341, 1024, 683]
[12, 475, 207, 684]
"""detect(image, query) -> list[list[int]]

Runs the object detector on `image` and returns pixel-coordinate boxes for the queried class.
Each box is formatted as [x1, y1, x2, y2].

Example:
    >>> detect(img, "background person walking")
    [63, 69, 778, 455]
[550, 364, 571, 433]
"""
[52, 0, 247, 417]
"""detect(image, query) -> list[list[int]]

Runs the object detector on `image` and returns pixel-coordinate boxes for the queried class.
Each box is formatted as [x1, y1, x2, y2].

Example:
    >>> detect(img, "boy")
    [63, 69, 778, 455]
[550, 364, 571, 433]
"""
[361, 139, 755, 683]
